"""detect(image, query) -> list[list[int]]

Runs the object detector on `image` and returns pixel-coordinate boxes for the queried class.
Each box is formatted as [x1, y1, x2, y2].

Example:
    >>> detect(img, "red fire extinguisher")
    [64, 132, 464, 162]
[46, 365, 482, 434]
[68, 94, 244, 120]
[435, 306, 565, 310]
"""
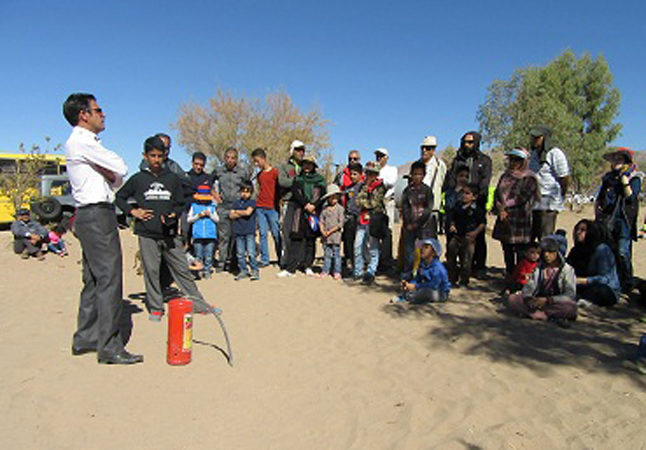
[167, 297, 193, 365]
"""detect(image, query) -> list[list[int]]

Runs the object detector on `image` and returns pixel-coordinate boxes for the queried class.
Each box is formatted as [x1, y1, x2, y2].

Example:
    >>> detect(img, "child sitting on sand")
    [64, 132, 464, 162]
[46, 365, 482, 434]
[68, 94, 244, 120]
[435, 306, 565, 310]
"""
[47, 224, 69, 257]
[506, 236, 577, 321]
[395, 238, 451, 304]
[507, 242, 540, 293]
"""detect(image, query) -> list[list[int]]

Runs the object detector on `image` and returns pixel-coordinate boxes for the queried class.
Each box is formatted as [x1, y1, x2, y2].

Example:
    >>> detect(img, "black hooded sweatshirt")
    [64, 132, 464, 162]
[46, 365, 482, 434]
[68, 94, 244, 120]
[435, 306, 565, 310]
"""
[115, 166, 185, 239]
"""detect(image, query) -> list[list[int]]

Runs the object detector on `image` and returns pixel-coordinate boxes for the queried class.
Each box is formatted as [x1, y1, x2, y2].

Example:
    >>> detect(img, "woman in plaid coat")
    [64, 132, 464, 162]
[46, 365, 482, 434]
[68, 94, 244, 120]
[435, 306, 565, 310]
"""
[492, 148, 539, 278]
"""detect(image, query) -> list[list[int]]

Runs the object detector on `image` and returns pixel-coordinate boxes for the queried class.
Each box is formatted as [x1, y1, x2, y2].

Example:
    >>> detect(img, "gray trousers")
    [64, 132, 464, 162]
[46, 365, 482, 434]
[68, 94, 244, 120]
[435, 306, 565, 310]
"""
[13, 238, 41, 255]
[532, 210, 558, 241]
[280, 202, 296, 269]
[217, 205, 233, 267]
[138, 235, 208, 313]
[72, 204, 125, 356]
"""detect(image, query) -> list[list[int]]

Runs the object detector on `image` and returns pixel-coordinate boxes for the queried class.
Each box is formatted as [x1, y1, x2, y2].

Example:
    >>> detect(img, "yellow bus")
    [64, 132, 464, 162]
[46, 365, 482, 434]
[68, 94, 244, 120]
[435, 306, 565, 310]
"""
[0, 153, 67, 224]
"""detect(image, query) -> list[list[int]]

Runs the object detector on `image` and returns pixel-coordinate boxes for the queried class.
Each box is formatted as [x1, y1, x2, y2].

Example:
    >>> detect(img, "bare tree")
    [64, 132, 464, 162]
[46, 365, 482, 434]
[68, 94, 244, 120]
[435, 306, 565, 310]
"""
[173, 88, 331, 172]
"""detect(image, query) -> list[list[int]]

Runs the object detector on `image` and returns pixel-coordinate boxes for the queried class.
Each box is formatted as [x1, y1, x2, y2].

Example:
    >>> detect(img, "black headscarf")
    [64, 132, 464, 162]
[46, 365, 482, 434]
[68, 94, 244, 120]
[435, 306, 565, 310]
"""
[566, 219, 603, 276]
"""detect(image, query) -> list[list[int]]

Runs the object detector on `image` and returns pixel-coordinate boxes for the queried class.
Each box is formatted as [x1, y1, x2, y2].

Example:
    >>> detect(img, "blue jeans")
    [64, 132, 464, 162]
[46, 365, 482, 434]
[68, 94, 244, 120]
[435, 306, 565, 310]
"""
[354, 224, 380, 277]
[236, 234, 258, 275]
[193, 239, 216, 273]
[613, 217, 633, 289]
[322, 244, 341, 275]
[257, 207, 281, 265]
[48, 240, 66, 254]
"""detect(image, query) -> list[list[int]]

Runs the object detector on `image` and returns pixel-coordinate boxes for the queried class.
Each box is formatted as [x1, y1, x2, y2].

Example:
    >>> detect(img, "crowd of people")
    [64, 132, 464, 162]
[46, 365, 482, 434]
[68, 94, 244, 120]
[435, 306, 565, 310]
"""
[8, 92, 644, 365]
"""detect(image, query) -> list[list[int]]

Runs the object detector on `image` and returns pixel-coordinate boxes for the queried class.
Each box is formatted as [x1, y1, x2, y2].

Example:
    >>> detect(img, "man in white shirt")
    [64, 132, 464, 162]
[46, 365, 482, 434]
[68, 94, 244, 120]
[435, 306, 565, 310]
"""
[63, 93, 143, 365]
[420, 136, 446, 236]
[375, 148, 398, 270]
[528, 126, 570, 239]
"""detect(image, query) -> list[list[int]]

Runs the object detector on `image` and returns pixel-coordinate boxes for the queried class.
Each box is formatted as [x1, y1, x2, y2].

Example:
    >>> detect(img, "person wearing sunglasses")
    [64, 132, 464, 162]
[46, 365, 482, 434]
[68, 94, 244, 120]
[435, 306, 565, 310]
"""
[334, 150, 363, 189]
[443, 131, 492, 280]
[63, 93, 143, 365]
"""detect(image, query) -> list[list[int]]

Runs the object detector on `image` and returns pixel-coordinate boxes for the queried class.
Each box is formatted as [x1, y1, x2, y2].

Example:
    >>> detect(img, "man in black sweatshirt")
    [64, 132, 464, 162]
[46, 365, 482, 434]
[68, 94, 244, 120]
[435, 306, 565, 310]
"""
[116, 136, 214, 320]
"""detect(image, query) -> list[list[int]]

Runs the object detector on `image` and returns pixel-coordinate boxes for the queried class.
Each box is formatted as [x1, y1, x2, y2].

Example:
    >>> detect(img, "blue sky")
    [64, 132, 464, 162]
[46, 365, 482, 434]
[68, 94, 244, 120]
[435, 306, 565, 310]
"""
[1, 0, 645, 174]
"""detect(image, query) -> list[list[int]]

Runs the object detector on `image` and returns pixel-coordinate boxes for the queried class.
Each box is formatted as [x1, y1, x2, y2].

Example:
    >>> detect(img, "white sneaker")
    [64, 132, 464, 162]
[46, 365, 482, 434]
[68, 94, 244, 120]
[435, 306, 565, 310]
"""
[577, 299, 594, 308]
[276, 270, 295, 278]
[305, 268, 315, 277]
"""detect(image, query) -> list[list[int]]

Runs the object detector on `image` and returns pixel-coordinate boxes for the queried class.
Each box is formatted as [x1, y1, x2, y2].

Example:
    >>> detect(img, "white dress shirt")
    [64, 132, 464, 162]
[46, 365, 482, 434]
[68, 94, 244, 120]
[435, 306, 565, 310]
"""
[65, 126, 128, 207]
[379, 164, 399, 199]
[423, 155, 447, 211]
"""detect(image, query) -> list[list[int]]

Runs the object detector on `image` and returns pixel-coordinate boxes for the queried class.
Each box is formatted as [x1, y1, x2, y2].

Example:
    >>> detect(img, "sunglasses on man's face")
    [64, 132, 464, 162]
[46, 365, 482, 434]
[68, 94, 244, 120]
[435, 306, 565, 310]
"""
[349, 157, 360, 162]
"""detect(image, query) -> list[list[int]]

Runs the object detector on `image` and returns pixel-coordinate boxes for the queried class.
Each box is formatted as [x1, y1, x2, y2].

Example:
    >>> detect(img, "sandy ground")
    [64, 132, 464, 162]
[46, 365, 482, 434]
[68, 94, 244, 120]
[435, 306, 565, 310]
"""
[2, 208, 646, 449]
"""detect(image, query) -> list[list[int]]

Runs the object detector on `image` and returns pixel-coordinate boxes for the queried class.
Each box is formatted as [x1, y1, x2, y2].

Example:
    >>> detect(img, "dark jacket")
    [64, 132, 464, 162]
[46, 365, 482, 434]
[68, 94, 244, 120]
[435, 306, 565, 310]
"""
[212, 164, 251, 208]
[187, 169, 212, 192]
[401, 182, 433, 233]
[288, 172, 326, 239]
[115, 167, 185, 239]
[596, 170, 642, 240]
[278, 157, 301, 201]
[443, 132, 492, 209]
[11, 219, 48, 240]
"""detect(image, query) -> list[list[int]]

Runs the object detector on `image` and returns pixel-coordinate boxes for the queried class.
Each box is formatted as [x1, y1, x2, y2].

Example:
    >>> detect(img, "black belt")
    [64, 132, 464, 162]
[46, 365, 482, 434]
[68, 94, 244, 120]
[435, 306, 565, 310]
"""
[78, 202, 114, 210]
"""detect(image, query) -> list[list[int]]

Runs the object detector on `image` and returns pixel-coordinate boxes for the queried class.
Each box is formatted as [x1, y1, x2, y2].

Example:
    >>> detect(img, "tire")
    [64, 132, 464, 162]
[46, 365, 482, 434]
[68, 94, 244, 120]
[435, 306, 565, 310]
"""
[33, 197, 63, 221]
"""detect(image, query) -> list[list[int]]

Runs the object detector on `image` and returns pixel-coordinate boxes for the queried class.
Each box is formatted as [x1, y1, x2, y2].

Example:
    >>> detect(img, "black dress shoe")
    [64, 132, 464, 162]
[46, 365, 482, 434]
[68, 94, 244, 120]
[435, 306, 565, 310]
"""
[98, 351, 144, 365]
[72, 346, 97, 356]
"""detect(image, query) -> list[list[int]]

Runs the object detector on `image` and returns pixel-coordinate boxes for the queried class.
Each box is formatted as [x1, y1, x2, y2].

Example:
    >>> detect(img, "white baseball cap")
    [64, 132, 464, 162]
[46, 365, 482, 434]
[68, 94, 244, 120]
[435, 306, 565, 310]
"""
[375, 148, 389, 157]
[421, 136, 437, 148]
[290, 140, 305, 154]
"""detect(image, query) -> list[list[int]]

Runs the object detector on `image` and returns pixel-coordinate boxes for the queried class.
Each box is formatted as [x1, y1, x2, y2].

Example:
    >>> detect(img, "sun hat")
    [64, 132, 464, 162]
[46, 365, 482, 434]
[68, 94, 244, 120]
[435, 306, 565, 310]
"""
[375, 148, 389, 157]
[529, 126, 551, 138]
[603, 147, 633, 163]
[322, 184, 342, 200]
[193, 184, 213, 201]
[421, 136, 438, 148]
[290, 140, 305, 154]
[507, 148, 529, 159]
[301, 155, 318, 168]
[417, 238, 442, 256]
[364, 161, 380, 174]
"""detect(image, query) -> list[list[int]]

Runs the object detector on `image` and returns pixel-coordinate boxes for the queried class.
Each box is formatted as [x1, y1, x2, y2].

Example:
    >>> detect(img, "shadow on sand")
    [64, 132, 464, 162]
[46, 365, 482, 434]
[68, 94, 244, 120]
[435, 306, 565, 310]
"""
[381, 275, 646, 387]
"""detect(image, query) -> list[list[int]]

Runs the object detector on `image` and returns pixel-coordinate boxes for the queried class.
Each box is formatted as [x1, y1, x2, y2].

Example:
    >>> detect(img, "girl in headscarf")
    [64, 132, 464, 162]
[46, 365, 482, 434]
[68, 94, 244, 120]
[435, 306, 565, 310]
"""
[492, 148, 540, 280]
[567, 219, 620, 307]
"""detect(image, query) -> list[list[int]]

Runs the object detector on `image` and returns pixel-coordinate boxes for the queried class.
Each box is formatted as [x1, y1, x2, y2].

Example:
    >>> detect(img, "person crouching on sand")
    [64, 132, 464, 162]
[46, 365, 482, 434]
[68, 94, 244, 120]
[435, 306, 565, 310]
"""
[395, 238, 450, 304]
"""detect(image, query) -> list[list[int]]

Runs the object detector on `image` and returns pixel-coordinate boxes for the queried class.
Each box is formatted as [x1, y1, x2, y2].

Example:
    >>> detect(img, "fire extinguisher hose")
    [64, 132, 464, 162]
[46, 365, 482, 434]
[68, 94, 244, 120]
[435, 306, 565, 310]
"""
[189, 296, 234, 367]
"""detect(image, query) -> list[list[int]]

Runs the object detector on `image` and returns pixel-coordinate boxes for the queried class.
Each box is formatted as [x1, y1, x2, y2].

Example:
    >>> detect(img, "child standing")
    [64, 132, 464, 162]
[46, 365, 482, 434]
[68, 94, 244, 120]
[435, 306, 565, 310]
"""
[188, 184, 219, 279]
[341, 163, 363, 276]
[397, 238, 451, 303]
[48, 224, 69, 257]
[115, 136, 215, 320]
[229, 181, 259, 281]
[401, 160, 434, 280]
[354, 161, 387, 286]
[319, 184, 345, 280]
[445, 184, 486, 287]
[507, 236, 577, 321]
[508, 242, 540, 293]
